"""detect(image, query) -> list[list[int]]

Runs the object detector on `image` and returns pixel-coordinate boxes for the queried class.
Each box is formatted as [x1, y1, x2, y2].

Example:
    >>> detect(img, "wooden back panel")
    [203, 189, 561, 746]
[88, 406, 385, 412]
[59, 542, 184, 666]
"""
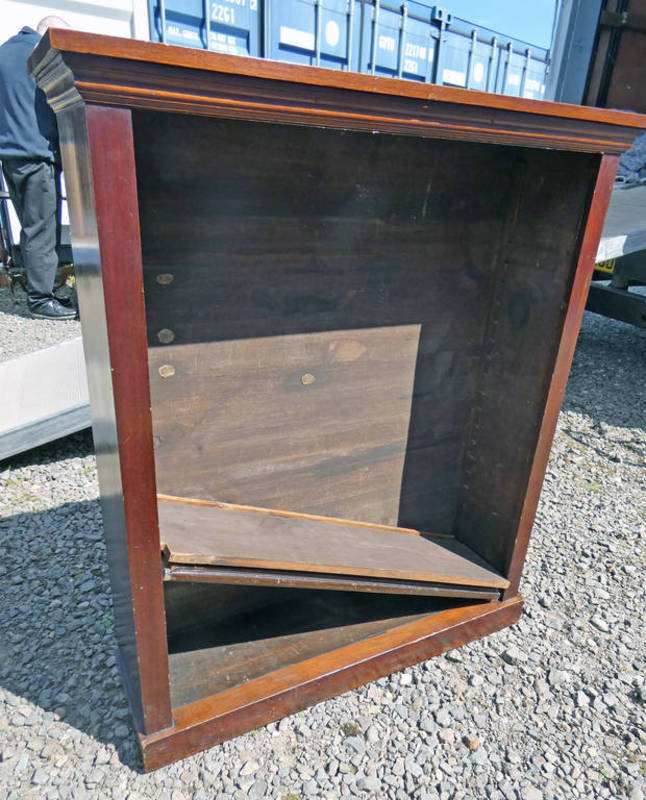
[134, 111, 515, 531]
[133, 111, 593, 547]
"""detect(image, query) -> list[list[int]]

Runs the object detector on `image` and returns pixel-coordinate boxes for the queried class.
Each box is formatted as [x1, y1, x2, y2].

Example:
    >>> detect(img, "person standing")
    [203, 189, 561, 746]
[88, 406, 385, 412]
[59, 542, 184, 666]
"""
[0, 17, 75, 320]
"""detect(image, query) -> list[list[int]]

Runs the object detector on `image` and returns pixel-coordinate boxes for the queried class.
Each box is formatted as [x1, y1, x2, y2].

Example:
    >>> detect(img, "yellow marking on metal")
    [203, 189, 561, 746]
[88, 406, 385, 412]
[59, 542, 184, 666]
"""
[595, 258, 616, 274]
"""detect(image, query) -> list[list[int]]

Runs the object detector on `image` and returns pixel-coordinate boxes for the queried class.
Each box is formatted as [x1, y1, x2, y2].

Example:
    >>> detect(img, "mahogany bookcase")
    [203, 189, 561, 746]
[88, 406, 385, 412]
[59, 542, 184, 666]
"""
[30, 30, 646, 770]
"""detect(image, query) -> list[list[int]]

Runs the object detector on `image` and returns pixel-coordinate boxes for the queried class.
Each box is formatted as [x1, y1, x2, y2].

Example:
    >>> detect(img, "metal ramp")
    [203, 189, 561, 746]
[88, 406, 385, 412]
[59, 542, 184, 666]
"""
[0, 337, 90, 461]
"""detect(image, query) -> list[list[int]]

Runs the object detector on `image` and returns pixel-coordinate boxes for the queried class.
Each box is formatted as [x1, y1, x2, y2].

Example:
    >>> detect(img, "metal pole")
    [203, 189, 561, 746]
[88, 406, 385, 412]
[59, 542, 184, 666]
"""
[346, 0, 355, 71]
[502, 41, 512, 94]
[160, 0, 167, 44]
[371, 0, 380, 75]
[466, 28, 477, 88]
[204, 0, 211, 50]
[433, 15, 444, 83]
[315, 0, 322, 66]
[263, 0, 271, 58]
[520, 48, 531, 97]
[397, 4, 408, 78]
[487, 36, 497, 92]
[493, 37, 502, 92]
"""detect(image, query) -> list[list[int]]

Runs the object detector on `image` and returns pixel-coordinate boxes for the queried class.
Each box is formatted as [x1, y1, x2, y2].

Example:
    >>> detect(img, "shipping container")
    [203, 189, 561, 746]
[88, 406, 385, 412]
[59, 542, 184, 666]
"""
[146, 0, 548, 97]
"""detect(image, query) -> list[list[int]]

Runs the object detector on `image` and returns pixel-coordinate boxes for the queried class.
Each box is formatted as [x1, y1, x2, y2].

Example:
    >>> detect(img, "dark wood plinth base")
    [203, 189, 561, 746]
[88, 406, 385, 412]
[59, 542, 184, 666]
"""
[139, 596, 522, 771]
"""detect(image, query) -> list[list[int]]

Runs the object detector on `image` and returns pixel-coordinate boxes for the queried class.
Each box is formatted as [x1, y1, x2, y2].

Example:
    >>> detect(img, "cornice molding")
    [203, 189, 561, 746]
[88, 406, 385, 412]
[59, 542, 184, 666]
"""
[29, 29, 646, 155]
[31, 46, 83, 114]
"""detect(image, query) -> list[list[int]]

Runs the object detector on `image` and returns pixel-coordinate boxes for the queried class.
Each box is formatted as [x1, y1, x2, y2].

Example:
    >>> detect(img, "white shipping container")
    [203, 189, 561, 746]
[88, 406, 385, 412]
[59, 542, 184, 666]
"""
[0, 0, 149, 45]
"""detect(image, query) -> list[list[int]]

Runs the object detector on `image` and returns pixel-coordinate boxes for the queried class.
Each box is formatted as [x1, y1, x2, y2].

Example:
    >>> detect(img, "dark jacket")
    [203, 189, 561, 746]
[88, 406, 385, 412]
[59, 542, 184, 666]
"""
[0, 27, 59, 163]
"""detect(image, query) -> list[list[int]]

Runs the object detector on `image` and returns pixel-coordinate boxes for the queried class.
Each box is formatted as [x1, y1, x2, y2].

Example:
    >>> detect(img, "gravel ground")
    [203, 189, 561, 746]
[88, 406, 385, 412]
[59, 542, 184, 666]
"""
[0, 307, 644, 800]
[0, 287, 80, 363]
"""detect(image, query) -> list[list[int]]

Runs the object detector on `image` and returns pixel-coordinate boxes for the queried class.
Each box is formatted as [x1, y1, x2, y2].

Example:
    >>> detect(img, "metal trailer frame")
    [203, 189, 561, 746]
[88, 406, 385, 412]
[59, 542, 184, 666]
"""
[589, 250, 646, 327]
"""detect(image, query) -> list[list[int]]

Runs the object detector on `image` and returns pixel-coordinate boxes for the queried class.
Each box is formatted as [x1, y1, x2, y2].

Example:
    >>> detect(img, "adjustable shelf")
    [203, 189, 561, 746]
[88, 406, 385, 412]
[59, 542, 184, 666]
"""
[30, 28, 646, 770]
[163, 565, 501, 600]
[159, 494, 508, 598]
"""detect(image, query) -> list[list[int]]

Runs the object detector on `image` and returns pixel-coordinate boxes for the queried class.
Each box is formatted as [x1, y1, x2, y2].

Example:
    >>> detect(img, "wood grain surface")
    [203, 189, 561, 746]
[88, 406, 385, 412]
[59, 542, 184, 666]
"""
[163, 583, 460, 707]
[84, 106, 173, 734]
[168, 606, 434, 707]
[454, 149, 601, 575]
[503, 155, 621, 598]
[136, 113, 518, 532]
[158, 496, 509, 589]
[56, 103, 173, 735]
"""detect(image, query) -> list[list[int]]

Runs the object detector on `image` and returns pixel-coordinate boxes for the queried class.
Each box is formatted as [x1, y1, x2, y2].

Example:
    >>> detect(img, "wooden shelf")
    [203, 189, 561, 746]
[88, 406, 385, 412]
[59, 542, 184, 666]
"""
[159, 495, 509, 593]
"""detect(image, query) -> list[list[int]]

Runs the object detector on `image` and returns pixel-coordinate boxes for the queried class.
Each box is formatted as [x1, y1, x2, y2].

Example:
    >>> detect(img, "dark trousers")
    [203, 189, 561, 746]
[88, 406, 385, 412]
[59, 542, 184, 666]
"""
[1, 157, 61, 305]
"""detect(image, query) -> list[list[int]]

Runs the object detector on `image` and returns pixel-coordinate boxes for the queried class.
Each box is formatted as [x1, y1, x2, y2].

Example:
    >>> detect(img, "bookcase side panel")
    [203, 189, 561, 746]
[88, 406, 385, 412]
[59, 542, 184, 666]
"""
[83, 104, 172, 735]
[454, 148, 602, 576]
[55, 100, 173, 735]
[502, 154, 620, 597]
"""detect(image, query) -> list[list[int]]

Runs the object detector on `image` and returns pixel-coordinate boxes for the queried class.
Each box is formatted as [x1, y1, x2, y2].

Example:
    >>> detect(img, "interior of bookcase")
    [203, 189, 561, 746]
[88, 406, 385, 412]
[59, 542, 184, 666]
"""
[130, 109, 596, 707]
[164, 581, 462, 708]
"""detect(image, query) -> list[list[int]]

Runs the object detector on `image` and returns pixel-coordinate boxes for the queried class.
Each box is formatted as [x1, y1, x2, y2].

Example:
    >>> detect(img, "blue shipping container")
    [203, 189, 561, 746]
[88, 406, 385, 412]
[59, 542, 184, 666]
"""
[147, 0, 548, 98]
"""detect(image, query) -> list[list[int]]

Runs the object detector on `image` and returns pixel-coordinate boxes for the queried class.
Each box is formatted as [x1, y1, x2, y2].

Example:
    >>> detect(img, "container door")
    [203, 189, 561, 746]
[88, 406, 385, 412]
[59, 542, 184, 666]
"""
[465, 37, 500, 93]
[269, 0, 360, 70]
[522, 56, 547, 100]
[356, 0, 438, 82]
[439, 25, 471, 88]
[148, 0, 261, 56]
[492, 40, 547, 99]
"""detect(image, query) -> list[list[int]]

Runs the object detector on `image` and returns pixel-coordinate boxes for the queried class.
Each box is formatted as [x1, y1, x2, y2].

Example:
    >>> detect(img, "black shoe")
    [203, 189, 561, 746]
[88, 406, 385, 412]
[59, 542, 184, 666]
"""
[29, 298, 78, 320]
[54, 294, 76, 309]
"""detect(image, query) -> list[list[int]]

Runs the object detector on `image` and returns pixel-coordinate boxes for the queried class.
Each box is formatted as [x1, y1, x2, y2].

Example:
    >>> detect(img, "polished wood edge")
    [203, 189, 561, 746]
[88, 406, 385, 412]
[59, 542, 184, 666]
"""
[114, 645, 174, 737]
[503, 155, 620, 599]
[31, 28, 646, 129]
[85, 105, 173, 733]
[164, 548, 509, 590]
[157, 493, 451, 539]
[163, 564, 501, 600]
[139, 596, 522, 770]
[52, 101, 156, 730]
[29, 32, 646, 155]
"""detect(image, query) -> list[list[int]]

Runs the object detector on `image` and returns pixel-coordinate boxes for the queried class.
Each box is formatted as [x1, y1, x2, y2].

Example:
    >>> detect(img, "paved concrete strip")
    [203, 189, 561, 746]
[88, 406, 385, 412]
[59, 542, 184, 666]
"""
[0, 336, 90, 461]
